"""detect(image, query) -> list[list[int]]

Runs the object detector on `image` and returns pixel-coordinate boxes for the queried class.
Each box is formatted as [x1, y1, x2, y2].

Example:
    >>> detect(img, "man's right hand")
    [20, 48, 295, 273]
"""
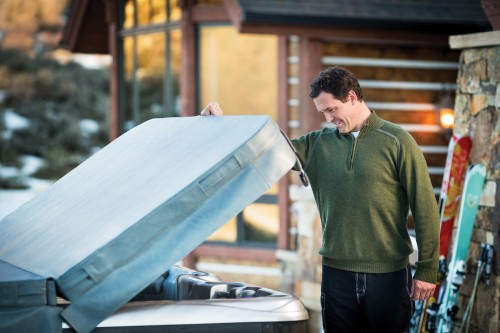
[201, 102, 224, 116]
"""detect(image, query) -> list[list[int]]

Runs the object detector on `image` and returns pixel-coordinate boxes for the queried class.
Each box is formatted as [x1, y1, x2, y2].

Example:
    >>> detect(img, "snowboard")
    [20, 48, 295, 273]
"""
[436, 163, 486, 333]
[415, 134, 472, 333]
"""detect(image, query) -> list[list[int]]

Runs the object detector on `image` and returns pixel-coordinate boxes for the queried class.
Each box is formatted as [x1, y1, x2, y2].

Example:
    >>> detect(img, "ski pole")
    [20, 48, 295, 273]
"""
[484, 244, 494, 287]
[458, 244, 488, 333]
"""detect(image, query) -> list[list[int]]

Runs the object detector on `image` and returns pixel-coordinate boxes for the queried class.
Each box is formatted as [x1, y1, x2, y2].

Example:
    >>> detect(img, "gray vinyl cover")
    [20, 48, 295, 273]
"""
[0, 115, 296, 333]
[0, 262, 62, 333]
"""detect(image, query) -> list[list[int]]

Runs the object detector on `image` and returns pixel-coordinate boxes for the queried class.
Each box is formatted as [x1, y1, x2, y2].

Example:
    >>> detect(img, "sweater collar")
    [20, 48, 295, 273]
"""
[330, 110, 385, 138]
[360, 111, 384, 135]
[337, 110, 384, 137]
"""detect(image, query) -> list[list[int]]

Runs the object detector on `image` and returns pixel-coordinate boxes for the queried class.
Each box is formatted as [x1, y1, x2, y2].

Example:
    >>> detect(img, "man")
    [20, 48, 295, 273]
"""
[201, 66, 440, 333]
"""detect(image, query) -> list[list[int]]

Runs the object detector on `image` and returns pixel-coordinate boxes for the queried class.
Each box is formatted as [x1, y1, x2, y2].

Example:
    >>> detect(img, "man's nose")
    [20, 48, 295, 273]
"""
[326, 113, 334, 122]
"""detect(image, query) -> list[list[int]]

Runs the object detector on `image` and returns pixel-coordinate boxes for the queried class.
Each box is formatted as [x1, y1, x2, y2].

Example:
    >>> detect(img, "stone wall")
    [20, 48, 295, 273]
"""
[451, 31, 500, 333]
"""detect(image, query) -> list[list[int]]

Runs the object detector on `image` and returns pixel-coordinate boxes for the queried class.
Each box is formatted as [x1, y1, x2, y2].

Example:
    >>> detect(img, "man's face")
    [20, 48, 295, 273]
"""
[313, 91, 356, 133]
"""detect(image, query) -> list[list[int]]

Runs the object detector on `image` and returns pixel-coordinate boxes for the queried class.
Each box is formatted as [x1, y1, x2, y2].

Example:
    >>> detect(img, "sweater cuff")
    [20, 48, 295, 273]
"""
[413, 267, 438, 284]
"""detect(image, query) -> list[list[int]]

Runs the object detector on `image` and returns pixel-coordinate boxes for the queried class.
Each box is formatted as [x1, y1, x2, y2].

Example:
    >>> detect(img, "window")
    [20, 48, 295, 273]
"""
[198, 24, 280, 247]
[198, 24, 278, 120]
[119, 0, 181, 132]
[207, 185, 279, 247]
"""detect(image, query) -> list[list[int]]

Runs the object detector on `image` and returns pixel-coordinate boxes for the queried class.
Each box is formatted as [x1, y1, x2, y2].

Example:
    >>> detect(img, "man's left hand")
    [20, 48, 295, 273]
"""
[410, 279, 436, 301]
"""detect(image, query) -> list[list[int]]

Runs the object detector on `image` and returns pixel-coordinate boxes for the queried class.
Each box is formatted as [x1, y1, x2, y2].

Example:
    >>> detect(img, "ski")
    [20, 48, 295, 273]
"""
[437, 164, 487, 333]
[438, 135, 472, 266]
[414, 134, 471, 333]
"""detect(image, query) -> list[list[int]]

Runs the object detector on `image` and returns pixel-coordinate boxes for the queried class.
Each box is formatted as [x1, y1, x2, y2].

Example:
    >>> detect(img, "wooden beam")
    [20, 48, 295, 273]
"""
[449, 31, 500, 49]
[278, 35, 291, 250]
[180, 0, 196, 117]
[278, 36, 290, 134]
[299, 38, 323, 135]
[192, 4, 229, 22]
[223, 0, 242, 31]
[238, 23, 450, 48]
[192, 245, 277, 263]
[104, 0, 120, 140]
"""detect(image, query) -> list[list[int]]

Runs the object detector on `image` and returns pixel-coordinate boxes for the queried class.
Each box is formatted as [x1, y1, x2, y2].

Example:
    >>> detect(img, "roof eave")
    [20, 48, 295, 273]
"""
[61, 0, 109, 54]
[61, 0, 90, 51]
[225, 0, 491, 45]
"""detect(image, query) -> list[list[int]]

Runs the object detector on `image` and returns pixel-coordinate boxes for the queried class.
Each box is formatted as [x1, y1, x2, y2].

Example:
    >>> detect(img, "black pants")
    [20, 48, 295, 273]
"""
[321, 265, 414, 333]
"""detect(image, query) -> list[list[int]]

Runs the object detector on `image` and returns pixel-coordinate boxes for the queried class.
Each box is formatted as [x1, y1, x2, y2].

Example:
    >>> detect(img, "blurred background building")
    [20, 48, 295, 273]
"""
[0, 0, 110, 193]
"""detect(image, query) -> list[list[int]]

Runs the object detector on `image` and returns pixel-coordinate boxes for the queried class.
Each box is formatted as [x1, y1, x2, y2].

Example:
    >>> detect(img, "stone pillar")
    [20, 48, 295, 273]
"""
[449, 31, 500, 333]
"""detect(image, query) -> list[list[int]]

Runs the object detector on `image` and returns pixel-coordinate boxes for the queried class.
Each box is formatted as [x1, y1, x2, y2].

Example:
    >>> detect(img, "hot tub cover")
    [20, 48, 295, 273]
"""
[0, 115, 296, 333]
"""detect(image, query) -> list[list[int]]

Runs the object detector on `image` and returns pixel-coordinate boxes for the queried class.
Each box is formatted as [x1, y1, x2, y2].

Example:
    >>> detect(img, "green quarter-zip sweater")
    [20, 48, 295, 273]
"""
[292, 111, 440, 283]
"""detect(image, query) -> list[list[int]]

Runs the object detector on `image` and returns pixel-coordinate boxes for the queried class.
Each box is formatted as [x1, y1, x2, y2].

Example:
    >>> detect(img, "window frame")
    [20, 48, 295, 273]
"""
[196, 22, 282, 249]
[117, 0, 181, 134]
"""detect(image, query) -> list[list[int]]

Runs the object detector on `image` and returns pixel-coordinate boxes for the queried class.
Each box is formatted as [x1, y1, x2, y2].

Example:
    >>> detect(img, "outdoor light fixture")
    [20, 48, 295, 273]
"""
[439, 107, 454, 129]
[435, 90, 455, 139]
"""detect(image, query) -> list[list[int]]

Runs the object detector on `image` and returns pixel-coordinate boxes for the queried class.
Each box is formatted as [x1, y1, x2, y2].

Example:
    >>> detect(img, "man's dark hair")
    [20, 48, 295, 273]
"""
[309, 66, 364, 102]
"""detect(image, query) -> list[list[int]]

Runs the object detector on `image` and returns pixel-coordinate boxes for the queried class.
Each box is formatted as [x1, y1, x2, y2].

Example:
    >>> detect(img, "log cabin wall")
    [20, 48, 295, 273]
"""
[324, 43, 460, 198]
[285, 37, 461, 225]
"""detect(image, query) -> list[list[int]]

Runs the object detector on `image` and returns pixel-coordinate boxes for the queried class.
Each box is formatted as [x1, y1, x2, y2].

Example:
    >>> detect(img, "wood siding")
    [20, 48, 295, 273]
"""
[286, 39, 461, 195]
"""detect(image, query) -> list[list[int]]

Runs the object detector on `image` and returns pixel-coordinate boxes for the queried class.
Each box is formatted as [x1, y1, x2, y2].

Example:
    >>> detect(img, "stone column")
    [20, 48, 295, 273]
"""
[450, 30, 500, 333]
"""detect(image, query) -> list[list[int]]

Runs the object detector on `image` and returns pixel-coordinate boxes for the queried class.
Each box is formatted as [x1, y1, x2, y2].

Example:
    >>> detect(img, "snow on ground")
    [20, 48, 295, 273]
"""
[0, 155, 50, 219]
[1, 109, 32, 140]
[0, 154, 45, 183]
[80, 118, 100, 137]
[3, 109, 31, 130]
[20, 155, 45, 175]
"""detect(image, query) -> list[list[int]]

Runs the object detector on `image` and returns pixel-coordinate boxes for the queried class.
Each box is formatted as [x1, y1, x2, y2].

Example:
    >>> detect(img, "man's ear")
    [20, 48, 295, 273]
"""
[348, 90, 358, 104]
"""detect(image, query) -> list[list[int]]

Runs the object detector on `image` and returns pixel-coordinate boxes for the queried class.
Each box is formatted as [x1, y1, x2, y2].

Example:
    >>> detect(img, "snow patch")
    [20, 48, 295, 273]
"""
[2, 109, 31, 130]
[20, 155, 45, 175]
[80, 119, 100, 137]
[0, 165, 20, 178]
